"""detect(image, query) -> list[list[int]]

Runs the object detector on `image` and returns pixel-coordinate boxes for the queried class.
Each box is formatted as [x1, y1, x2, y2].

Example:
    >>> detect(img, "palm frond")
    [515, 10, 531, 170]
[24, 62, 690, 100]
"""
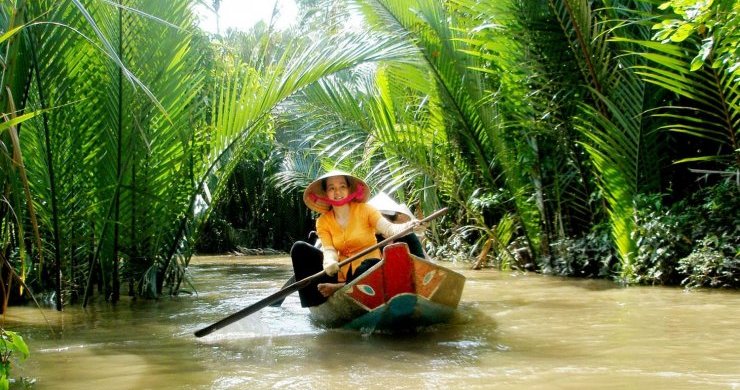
[619, 36, 739, 166]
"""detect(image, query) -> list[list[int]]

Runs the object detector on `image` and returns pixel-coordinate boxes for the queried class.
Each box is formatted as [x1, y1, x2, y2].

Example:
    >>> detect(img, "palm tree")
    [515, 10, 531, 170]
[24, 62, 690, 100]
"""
[282, 0, 665, 279]
[2, 0, 419, 308]
[623, 0, 738, 170]
[556, 0, 656, 277]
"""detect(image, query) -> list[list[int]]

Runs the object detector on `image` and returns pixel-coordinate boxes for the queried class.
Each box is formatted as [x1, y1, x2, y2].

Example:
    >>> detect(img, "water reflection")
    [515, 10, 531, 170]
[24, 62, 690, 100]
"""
[3, 255, 739, 389]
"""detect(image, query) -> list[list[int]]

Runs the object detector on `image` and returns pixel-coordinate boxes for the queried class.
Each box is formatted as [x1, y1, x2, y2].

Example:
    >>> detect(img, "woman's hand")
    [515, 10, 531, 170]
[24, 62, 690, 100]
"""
[410, 220, 427, 235]
[323, 261, 340, 276]
[322, 247, 339, 276]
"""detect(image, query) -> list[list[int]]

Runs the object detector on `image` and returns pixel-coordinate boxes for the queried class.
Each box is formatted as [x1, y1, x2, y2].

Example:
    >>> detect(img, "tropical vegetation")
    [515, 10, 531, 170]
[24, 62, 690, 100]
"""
[0, 328, 29, 389]
[1, 0, 737, 313]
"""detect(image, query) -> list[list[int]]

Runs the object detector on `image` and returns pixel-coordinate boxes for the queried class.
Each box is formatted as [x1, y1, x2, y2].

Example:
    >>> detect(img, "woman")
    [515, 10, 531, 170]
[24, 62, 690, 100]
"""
[367, 192, 427, 259]
[290, 170, 421, 307]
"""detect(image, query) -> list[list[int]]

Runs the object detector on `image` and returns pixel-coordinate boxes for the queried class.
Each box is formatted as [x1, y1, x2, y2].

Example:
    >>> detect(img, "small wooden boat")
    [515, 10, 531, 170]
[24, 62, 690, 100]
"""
[309, 242, 466, 332]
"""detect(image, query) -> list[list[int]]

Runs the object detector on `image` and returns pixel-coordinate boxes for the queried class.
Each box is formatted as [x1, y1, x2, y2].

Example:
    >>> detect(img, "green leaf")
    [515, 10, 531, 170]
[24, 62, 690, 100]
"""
[0, 112, 39, 133]
[0, 25, 24, 44]
[671, 22, 696, 42]
[7, 333, 29, 361]
[690, 55, 705, 71]
[0, 330, 29, 362]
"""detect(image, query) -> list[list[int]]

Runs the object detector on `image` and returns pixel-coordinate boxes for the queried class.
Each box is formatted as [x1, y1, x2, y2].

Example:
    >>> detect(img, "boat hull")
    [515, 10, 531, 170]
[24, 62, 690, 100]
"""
[309, 242, 465, 332]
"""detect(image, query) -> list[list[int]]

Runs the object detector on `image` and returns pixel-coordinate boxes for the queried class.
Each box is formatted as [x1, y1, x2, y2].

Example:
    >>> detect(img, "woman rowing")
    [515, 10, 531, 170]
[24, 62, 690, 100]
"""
[367, 192, 427, 259]
[290, 170, 423, 307]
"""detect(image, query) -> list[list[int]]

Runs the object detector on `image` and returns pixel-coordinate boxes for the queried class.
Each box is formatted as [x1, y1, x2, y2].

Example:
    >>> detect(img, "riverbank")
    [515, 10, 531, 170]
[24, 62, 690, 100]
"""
[188, 253, 290, 266]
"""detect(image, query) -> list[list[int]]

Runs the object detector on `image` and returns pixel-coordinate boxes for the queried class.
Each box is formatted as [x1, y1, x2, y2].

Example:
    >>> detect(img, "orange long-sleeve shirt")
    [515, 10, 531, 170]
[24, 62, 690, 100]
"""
[316, 202, 382, 281]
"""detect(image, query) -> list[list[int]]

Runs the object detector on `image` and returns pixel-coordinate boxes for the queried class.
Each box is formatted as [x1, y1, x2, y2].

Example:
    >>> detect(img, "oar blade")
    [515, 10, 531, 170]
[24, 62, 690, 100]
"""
[194, 276, 311, 338]
[268, 275, 296, 307]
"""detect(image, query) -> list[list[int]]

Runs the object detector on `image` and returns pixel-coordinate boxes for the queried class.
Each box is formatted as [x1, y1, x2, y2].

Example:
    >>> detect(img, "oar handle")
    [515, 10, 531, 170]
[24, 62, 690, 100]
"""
[193, 207, 448, 338]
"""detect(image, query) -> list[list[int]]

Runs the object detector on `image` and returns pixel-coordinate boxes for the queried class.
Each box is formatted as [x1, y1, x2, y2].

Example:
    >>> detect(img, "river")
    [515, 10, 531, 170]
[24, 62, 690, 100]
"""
[4, 255, 739, 389]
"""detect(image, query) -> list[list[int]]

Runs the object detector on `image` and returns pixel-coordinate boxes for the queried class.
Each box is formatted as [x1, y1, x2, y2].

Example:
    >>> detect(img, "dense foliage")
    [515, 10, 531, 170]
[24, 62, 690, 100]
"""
[1, 0, 737, 313]
[195, 145, 313, 254]
[632, 182, 739, 288]
[1, 0, 417, 309]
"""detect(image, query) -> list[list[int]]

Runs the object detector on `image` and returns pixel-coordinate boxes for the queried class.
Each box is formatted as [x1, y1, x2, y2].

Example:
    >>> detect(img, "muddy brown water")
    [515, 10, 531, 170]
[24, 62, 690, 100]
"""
[4, 255, 739, 389]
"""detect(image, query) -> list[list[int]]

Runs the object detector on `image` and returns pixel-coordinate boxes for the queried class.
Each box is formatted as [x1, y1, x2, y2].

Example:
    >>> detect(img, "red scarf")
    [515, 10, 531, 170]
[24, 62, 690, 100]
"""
[309, 183, 366, 208]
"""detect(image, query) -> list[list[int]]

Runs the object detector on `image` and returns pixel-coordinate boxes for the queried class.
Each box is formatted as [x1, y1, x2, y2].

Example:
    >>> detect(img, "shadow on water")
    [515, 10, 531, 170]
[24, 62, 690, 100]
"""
[187, 290, 522, 390]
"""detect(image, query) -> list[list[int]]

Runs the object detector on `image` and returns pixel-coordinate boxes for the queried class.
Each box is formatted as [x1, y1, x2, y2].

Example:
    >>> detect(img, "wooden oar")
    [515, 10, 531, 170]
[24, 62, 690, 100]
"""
[194, 207, 448, 338]
[268, 275, 295, 307]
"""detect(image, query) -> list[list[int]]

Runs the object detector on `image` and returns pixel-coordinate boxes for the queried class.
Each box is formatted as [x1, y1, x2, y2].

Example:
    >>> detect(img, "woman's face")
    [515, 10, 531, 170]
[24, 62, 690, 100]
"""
[325, 176, 349, 201]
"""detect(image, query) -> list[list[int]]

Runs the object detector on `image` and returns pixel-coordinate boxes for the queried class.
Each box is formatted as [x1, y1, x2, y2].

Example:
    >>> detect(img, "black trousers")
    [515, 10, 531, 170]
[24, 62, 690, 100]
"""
[290, 241, 380, 307]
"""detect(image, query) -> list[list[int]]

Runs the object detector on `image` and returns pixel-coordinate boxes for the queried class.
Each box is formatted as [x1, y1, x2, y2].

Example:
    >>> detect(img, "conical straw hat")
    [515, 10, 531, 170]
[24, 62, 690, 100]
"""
[303, 170, 371, 213]
[368, 192, 414, 220]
